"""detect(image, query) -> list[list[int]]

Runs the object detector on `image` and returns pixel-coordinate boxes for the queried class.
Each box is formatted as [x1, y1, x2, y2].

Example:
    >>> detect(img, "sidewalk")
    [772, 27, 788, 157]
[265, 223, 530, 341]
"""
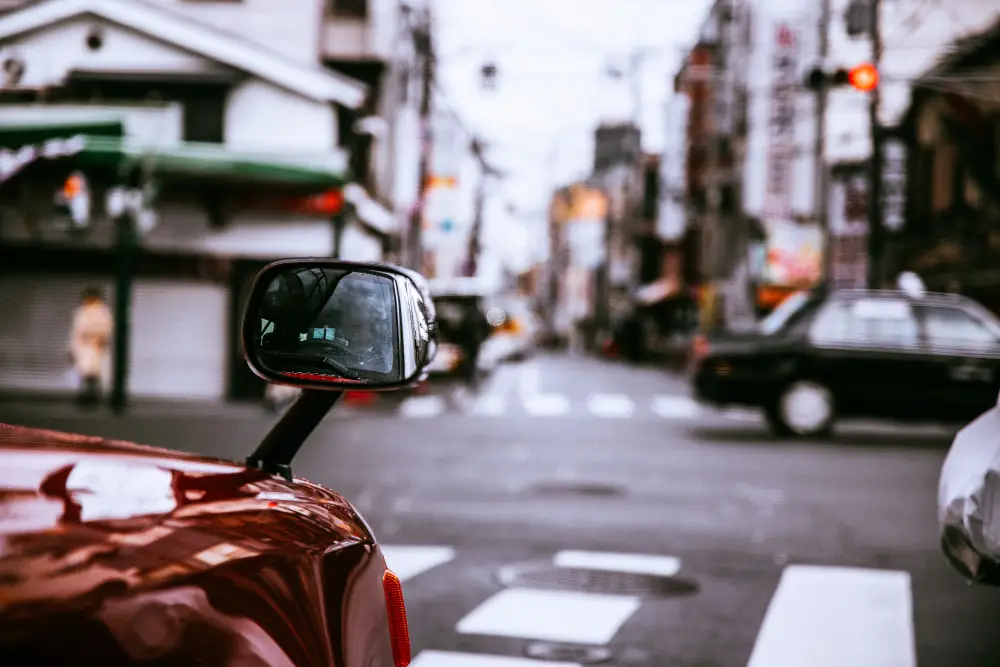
[0, 393, 271, 421]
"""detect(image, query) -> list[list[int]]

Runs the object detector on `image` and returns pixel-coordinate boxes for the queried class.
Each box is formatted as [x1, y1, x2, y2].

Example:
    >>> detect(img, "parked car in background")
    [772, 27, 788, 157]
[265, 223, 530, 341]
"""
[487, 296, 542, 362]
[692, 287, 1000, 437]
[938, 399, 1000, 586]
[426, 277, 500, 378]
[0, 259, 433, 666]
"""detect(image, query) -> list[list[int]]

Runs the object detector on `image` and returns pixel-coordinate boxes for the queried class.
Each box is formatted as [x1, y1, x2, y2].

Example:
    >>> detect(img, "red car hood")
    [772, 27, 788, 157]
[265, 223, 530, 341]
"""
[0, 423, 393, 667]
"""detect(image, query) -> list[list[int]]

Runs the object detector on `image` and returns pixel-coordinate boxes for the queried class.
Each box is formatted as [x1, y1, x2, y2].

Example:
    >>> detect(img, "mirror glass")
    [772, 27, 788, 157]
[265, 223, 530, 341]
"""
[250, 266, 422, 386]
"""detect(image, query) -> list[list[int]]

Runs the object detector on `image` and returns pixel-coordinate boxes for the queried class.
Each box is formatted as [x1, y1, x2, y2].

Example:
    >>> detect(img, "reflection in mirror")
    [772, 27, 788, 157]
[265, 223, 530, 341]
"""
[254, 268, 402, 385]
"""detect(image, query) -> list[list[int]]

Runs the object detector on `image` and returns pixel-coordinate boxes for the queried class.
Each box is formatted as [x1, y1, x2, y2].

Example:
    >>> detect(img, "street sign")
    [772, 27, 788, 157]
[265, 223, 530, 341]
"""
[882, 139, 906, 231]
[764, 21, 799, 225]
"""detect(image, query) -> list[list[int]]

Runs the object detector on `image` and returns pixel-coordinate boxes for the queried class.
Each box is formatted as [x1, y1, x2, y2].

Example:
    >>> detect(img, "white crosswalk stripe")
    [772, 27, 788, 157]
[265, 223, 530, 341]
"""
[380, 545, 456, 582]
[522, 393, 571, 416]
[383, 543, 920, 667]
[377, 392, 765, 422]
[552, 549, 682, 577]
[747, 565, 916, 667]
[586, 394, 635, 418]
[470, 393, 506, 416]
[457, 587, 641, 644]
[399, 395, 448, 418]
[411, 651, 578, 667]
[651, 395, 702, 419]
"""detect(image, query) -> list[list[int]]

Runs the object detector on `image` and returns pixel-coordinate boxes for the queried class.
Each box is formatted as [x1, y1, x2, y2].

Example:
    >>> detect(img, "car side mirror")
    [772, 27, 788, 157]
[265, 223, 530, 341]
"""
[242, 259, 432, 391]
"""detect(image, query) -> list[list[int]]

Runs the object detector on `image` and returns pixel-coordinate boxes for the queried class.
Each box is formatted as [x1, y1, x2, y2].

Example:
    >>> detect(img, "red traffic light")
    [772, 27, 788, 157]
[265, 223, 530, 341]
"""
[848, 63, 878, 91]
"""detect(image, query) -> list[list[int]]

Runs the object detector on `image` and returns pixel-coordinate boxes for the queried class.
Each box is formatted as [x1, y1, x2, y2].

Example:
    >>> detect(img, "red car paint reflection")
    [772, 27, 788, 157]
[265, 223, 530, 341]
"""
[0, 423, 397, 666]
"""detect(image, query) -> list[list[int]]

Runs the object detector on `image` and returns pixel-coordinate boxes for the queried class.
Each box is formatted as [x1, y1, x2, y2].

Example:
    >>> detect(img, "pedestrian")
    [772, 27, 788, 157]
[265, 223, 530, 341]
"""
[456, 301, 491, 391]
[69, 286, 113, 407]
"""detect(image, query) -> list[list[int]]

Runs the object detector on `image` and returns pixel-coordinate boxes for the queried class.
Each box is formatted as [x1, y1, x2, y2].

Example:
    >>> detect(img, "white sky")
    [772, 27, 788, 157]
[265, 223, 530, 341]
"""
[433, 0, 711, 215]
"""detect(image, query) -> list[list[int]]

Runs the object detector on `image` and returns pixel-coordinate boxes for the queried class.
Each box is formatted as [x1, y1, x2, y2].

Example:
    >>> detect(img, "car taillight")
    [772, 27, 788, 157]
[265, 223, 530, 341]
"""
[382, 569, 411, 667]
[692, 334, 710, 365]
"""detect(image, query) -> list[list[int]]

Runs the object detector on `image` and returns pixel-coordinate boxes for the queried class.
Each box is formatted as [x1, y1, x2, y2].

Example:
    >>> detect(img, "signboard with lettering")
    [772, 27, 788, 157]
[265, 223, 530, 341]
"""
[882, 138, 906, 231]
[763, 22, 799, 225]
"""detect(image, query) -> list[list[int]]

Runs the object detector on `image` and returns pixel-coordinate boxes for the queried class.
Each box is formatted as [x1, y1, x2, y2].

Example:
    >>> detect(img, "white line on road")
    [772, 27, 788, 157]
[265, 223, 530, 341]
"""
[399, 395, 447, 418]
[553, 550, 682, 577]
[586, 394, 635, 418]
[470, 394, 506, 416]
[517, 362, 541, 397]
[746, 565, 916, 667]
[651, 395, 701, 419]
[456, 588, 641, 644]
[522, 393, 571, 416]
[379, 545, 456, 582]
[411, 651, 579, 667]
[721, 407, 760, 421]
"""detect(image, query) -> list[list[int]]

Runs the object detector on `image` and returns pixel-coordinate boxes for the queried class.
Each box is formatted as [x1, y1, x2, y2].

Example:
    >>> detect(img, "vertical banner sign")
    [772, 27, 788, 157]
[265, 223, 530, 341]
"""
[882, 138, 906, 232]
[763, 23, 798, 225]
[829, 172, 869, 290]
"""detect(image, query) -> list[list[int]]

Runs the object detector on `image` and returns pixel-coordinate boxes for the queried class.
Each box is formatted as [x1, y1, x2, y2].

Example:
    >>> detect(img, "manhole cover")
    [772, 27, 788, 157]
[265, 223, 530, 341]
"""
[499, 563, 699, 597]
[530, 481, 626, 497]
[525, 642, 613, 664]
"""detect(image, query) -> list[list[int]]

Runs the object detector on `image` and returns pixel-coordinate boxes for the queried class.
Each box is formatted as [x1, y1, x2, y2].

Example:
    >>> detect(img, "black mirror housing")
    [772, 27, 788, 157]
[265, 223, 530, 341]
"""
[242, 259, 433, 392]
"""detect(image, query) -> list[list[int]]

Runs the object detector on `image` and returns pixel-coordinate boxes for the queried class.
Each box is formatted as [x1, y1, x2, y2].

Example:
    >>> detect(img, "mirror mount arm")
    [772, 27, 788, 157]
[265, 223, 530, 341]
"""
[246, 389, 343, 481]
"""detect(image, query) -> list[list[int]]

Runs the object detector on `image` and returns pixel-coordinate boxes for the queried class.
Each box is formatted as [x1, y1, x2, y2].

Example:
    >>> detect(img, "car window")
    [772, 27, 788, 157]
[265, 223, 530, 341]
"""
[810, 298, 919, 348]
[924, 306, 999, 348]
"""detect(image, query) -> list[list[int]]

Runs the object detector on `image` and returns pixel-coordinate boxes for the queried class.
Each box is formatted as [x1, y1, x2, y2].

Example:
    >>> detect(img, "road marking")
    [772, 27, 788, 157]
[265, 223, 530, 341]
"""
[470, 394, 506, 416]
[553, 550, 682, 577]
[522, 393, 570, 416]
[651, 395, 701, 419]
[722, 407, 760, 421]
[456, 588, 640, 644]
[379, 545, 456, 582]
[586, 393, 635, 418]
[517, 362, 541, 396]
[399, 395, 447, 418]
[411, 650, 580, 667]
[746, 565, 916, 667]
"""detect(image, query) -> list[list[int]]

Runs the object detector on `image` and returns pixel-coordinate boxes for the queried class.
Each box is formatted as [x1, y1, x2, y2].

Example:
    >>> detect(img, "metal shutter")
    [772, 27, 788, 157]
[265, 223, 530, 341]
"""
[129, 280, 228, 400]
[0, 274, 115, 394]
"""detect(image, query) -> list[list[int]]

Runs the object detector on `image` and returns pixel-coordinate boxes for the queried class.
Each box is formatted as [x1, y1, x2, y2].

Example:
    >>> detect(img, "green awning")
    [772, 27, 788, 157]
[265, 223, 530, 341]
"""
[0, 117, 124, 148]
[75, 136, 348, 189]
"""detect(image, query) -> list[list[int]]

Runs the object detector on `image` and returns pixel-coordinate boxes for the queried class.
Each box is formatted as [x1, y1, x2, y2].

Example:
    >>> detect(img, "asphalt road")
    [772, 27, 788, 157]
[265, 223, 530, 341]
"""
[3, 353, 1000, 667]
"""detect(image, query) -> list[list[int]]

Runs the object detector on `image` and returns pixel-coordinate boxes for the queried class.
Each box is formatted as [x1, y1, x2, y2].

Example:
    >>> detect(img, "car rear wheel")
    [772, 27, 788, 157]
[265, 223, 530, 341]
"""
[770, 380, 835, 438]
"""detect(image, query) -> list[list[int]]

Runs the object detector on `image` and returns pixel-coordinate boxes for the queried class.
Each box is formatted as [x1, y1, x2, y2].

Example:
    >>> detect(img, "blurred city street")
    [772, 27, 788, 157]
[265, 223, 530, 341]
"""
[5, 353, 1000, 667]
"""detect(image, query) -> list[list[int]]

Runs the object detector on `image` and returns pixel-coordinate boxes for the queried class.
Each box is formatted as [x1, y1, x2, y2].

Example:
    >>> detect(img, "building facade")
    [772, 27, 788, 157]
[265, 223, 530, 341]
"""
[898, 17, 1000, 315]
[0, 0, 422, 402]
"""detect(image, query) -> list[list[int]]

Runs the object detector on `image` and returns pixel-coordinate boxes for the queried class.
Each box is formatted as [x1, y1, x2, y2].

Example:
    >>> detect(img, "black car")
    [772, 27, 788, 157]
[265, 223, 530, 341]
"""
[692, 288, 1000, 436]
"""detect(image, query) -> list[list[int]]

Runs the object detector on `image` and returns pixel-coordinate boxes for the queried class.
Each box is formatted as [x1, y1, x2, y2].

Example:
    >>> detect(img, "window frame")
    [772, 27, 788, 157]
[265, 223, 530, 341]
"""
[808, 297, 922, 349]
[920, 303, 1000, 348]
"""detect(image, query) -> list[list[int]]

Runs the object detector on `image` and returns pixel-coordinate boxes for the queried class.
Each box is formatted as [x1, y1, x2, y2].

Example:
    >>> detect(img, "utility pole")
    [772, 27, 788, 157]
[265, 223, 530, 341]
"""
[465, 140, 487, 276]
[109, 208, 135, 414]
[408, 8, 434, 271]
[815, 0, 832, 283]
[866, 0, 884, 288]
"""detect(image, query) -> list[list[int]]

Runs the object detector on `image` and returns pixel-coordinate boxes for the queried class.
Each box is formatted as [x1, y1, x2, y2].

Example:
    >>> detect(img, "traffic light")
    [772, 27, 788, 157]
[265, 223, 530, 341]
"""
[804, 63, 878, 92]
[846, 63, 878, 91]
